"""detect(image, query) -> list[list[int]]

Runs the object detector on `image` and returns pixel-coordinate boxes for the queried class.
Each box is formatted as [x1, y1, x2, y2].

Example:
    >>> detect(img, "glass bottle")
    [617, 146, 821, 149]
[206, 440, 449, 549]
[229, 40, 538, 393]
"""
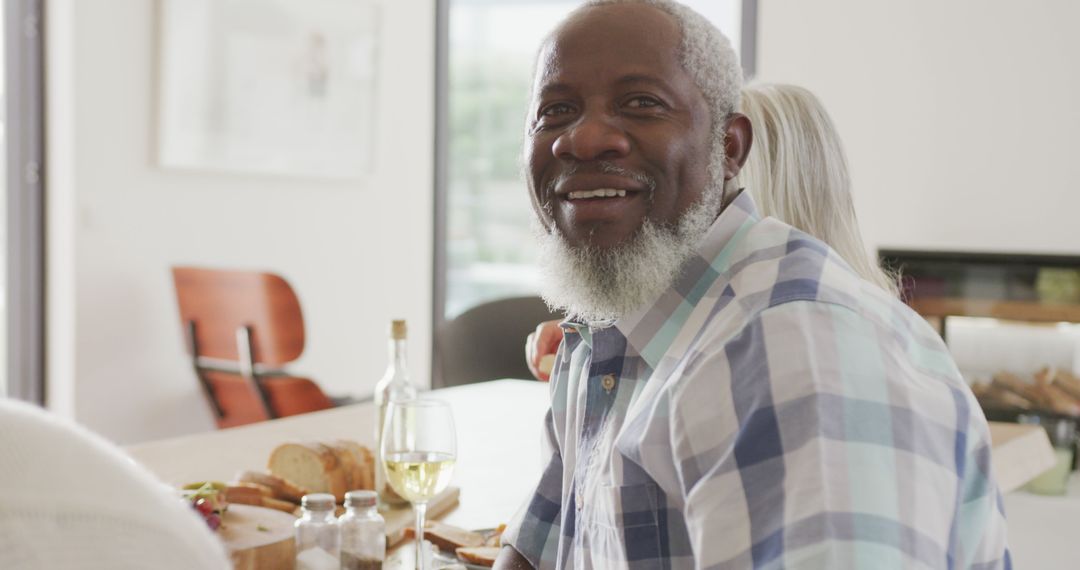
[339, 490, 386, 570]
[373, 319, 417, 507]
[295, 493, 340, 570]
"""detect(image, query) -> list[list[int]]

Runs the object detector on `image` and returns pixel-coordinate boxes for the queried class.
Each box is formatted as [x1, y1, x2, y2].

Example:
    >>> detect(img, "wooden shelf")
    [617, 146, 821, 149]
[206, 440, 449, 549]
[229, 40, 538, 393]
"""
[909, 297, 1080, 324]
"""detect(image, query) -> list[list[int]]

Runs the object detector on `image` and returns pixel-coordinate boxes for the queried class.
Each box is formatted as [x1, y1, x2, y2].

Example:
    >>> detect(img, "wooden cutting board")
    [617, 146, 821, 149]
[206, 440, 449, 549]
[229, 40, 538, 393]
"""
[221, 504, 297, 570]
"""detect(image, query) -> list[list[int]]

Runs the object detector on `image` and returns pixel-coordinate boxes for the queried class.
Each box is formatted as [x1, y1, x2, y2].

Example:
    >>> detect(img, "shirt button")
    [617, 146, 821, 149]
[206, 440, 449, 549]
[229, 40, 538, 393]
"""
[601, 374, 617, 393]
[576, 493, 584, 510]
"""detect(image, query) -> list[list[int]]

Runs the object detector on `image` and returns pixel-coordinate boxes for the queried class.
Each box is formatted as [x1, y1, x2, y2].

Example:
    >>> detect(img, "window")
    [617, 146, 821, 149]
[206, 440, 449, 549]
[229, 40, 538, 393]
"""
[435, 0, 754, 322]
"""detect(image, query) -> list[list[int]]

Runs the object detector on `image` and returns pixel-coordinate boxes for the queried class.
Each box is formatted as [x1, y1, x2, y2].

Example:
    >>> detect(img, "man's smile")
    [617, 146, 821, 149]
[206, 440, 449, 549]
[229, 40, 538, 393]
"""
[566, 188, 629, 200]
[547, 172, 652, 228]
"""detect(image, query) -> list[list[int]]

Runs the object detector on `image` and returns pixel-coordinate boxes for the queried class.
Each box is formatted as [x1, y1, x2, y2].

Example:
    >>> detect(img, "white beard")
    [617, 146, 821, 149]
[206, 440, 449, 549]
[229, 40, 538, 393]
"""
[535, 186, 722, 324]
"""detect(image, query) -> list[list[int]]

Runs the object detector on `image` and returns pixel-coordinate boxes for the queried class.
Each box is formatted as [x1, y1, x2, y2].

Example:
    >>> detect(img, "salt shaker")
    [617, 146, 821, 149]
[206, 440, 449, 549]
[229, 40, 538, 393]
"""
[339, 490, 386, 570]
[295, 493, 340, 570]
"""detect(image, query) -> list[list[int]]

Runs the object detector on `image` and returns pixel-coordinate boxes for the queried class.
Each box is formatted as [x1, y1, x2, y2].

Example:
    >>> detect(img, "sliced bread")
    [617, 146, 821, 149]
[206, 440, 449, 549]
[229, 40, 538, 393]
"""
[267, 442, 348, 502]
[235, 469, 310, 503]
[333, 439, 375, 492]
[455, 546, 501, 567]
[404, 521, 486, 552]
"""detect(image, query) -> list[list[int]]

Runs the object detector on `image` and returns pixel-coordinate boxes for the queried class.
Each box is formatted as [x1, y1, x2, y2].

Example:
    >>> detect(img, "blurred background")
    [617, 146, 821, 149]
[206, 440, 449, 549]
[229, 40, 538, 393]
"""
[1, 0, 1078, 445]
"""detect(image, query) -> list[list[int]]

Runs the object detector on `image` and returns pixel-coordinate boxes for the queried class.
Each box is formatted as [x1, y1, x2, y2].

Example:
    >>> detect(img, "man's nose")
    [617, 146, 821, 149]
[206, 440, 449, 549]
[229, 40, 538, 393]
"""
[551, 112, 630, 161]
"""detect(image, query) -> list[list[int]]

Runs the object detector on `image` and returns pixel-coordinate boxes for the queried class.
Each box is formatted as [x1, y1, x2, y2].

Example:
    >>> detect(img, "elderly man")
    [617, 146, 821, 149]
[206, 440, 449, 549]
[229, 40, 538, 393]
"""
[496, 1, 1009, 569]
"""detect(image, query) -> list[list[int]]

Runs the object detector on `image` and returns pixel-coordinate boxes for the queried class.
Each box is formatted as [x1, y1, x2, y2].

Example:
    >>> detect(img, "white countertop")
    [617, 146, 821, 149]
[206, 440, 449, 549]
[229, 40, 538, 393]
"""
[1004, 474, 1080, 568]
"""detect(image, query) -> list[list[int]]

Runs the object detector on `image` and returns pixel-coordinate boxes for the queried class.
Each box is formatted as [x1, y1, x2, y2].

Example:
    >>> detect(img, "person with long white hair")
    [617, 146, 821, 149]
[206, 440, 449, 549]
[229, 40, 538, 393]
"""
[736, 83, 898, 295]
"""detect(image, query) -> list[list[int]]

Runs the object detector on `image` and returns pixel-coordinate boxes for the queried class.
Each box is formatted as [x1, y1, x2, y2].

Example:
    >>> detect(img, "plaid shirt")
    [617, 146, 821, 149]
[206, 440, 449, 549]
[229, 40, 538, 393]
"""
[503, 192, 1010, 569]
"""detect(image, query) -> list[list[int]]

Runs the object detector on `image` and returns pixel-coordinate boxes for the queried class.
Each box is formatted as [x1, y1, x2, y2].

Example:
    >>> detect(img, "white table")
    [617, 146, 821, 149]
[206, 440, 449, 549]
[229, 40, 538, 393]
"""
[127, 379, 550, 530]
[128, 379, 1079, 564]
[1004, 474, 1080, 568]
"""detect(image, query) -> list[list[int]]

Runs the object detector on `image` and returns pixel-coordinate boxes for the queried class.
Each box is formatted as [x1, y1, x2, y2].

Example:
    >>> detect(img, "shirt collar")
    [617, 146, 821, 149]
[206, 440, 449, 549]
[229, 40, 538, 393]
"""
[559, 191, 761, 360]
[611, 190, 760, 368]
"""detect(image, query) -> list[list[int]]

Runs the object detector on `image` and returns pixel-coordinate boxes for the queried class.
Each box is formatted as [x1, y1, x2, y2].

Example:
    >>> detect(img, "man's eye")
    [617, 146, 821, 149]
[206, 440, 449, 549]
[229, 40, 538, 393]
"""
[540, 103, 574, 117]
[626, 96, 662, 109]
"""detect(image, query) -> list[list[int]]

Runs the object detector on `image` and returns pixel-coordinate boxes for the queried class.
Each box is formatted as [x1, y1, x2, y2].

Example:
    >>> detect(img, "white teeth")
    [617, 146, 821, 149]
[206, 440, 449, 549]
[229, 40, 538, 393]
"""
[567, 188, 630, 200]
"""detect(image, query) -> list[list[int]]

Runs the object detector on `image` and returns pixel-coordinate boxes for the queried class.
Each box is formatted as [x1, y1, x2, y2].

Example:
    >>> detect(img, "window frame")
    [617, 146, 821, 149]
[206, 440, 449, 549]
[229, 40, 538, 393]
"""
[5, 0, 46, 403]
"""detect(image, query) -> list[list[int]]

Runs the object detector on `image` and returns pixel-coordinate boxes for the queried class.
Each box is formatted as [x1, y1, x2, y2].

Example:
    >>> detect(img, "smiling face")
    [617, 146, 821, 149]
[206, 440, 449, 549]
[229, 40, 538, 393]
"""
[527, 3, 714, 250]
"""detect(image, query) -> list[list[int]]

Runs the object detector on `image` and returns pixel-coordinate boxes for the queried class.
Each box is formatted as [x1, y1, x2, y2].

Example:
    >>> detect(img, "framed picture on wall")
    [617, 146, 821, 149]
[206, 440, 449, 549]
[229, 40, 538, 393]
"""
[157, 0, 380, 180]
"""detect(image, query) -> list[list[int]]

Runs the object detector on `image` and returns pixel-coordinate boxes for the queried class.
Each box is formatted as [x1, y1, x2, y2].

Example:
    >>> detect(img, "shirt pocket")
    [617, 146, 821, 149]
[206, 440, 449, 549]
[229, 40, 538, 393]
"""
[578, 482, 664, 568]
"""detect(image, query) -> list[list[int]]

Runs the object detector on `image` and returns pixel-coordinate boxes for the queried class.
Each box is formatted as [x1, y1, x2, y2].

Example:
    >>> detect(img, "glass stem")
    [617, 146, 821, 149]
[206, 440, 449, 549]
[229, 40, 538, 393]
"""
[414, 501, 428, 570]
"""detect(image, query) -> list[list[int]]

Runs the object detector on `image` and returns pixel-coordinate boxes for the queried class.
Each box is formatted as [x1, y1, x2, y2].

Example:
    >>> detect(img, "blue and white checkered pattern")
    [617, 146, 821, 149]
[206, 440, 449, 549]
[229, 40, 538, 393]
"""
[503, 192, 1010, 569]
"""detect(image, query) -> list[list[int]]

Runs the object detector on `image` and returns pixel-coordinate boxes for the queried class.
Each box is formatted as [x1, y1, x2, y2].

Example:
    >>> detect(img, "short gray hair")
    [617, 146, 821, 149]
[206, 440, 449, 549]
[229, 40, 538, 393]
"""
[559, 0, 743, 193]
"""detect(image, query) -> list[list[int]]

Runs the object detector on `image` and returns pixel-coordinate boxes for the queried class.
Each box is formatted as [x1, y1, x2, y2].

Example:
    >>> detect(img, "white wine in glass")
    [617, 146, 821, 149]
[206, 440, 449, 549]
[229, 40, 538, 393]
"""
[384, 451, 456, 503]
[381, 399, 456, 570]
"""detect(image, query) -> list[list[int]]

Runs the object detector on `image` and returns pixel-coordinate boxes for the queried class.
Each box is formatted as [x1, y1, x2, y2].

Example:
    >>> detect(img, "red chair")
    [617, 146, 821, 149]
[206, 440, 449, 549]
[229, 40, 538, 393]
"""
[171, 266, 334, 428]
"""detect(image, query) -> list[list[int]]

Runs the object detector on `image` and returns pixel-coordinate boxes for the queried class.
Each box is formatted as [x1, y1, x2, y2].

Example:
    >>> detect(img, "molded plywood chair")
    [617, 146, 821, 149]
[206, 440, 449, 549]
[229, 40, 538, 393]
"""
[437, 295, 563, 387]
[171, 266, 334, 428]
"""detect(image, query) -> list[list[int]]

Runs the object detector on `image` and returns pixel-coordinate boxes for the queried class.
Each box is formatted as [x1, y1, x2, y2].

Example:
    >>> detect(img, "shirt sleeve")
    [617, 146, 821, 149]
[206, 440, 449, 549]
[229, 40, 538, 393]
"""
[501, 406, 564, 570]
[666, 300, 1010, 569]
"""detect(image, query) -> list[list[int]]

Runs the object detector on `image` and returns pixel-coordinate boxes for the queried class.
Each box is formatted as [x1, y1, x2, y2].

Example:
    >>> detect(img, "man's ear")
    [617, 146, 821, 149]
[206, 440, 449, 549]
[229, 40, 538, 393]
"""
[722, 113, 752, 180]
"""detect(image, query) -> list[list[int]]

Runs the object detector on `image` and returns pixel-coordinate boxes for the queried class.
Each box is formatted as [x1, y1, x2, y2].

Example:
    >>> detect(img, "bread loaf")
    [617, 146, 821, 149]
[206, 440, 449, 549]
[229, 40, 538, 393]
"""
[334, 439, 375, 492]
[265, 440, 375, 503]
[328, 441, 361, 494]
[267, 442, 348, 502]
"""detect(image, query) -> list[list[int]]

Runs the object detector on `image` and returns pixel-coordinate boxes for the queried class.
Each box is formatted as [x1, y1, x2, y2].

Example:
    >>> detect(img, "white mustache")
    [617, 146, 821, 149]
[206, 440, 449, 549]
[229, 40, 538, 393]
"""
[543, 162, 657, 198]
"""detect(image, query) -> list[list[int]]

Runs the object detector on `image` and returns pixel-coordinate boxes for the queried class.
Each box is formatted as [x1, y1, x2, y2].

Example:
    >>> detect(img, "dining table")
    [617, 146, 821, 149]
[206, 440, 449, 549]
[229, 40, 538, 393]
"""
[127, 378, 1079, 568]
[127, 379, 550, 535]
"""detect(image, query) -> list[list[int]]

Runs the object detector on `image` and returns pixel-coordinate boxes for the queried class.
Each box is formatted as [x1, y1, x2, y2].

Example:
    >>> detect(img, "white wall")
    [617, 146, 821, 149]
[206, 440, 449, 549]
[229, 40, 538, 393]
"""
[47, 0, 434, 444]
[755, 0, 1080, 255]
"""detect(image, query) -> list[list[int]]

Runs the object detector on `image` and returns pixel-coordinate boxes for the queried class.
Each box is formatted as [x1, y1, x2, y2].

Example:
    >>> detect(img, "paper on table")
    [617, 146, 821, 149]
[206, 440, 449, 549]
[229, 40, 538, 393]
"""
[988, 422, 1056, 493]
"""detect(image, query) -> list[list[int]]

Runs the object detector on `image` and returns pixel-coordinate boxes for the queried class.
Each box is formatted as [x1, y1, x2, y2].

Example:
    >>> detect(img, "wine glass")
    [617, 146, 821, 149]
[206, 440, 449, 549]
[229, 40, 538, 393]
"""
[381, 398, 457, 570]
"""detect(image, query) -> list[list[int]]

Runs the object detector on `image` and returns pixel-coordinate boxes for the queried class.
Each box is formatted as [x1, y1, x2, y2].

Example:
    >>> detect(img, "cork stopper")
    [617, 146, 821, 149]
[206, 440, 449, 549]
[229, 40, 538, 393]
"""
[390, 319, 407, 340]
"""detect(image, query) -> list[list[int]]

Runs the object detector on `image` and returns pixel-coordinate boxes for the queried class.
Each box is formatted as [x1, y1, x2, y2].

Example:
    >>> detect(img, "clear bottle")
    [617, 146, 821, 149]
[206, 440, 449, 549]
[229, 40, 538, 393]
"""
[295, 493, 340, 570]
[339, 490, 386, 570]
[373, 319, 417, 507]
